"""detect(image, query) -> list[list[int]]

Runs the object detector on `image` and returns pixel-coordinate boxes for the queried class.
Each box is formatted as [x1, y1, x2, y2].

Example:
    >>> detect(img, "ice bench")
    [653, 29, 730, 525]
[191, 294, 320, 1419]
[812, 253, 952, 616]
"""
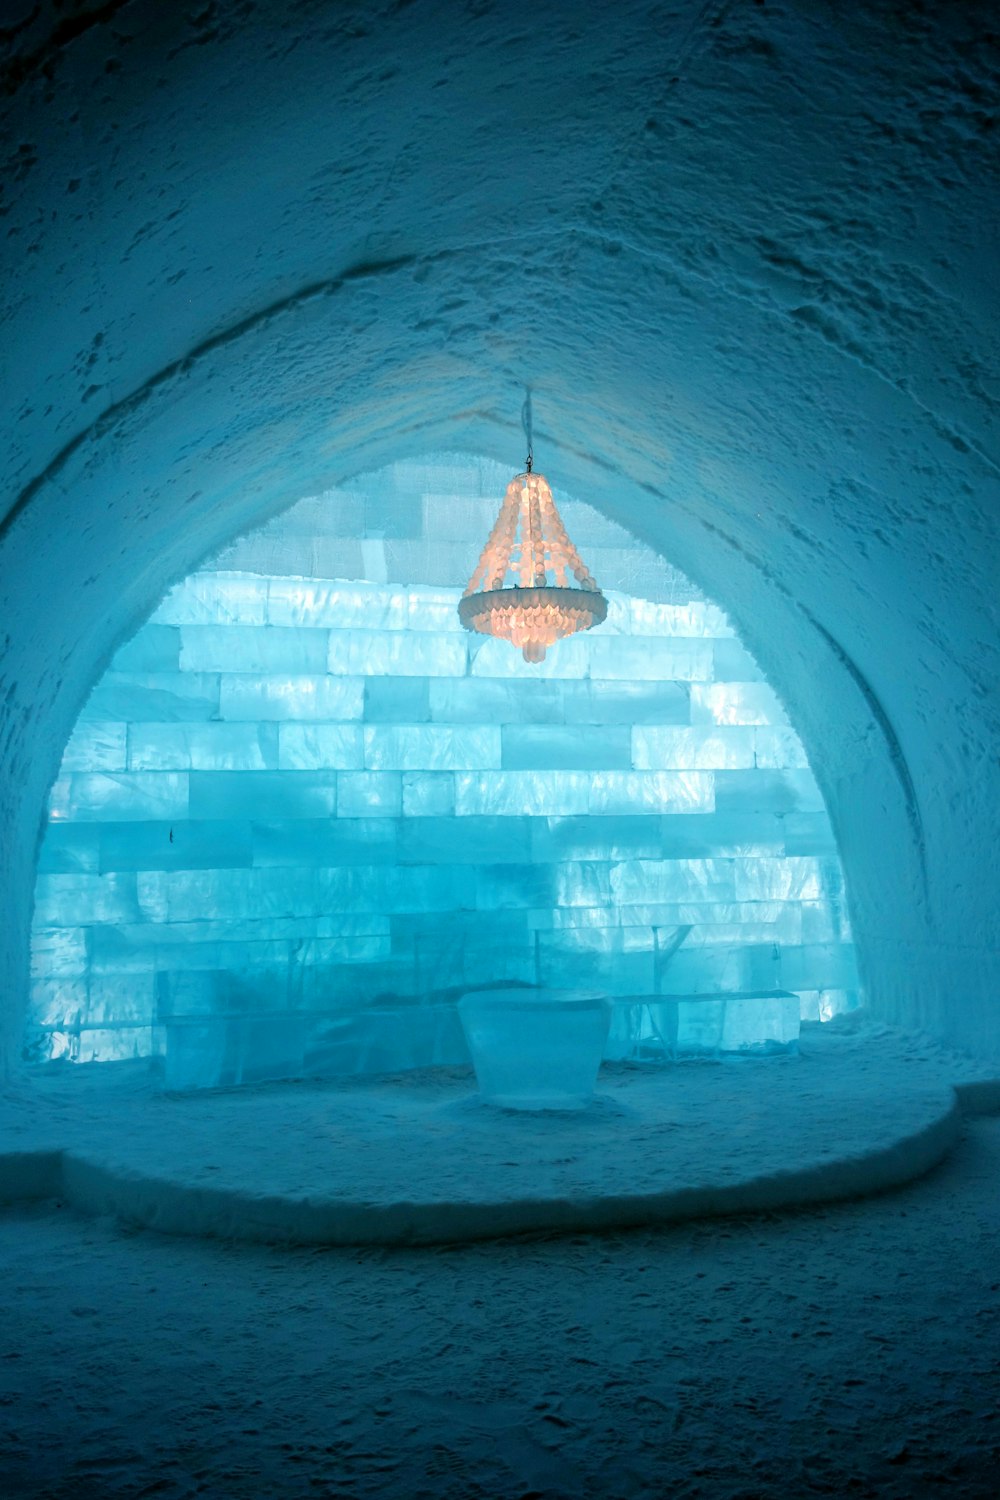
[605, 990, 800, 1062]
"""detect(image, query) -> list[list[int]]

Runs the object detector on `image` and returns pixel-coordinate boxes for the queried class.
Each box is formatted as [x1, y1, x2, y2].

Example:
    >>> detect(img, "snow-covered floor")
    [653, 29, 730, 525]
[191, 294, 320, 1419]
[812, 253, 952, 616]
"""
[2, 1020, 999, 1496]
[1, 1021, 992, 1246]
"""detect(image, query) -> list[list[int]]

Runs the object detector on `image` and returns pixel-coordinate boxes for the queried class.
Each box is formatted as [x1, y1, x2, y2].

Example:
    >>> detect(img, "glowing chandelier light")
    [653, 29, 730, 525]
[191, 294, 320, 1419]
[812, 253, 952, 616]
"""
[459, 432, 607, 663]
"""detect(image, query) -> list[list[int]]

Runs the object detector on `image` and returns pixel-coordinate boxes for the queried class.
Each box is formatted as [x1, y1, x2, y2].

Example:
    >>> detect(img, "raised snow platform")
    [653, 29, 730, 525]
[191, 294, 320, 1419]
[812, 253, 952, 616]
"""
[2, 1020, 995, 1247]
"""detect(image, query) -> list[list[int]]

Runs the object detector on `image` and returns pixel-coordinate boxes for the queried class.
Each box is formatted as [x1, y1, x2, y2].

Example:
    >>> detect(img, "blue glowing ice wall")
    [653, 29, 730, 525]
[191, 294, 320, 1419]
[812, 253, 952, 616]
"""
[28, 456, 860, 1079]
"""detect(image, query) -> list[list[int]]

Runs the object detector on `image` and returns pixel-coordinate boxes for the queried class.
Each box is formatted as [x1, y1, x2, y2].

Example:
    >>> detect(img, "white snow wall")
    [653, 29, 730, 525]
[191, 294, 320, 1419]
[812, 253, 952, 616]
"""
[0, 1, 997, 1073]
[27, 459, 859, 1067]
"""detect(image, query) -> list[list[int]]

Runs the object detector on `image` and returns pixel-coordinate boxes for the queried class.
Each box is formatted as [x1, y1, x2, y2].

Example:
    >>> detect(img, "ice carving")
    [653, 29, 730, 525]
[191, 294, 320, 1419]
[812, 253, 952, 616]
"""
[459, 989, 613, 1109]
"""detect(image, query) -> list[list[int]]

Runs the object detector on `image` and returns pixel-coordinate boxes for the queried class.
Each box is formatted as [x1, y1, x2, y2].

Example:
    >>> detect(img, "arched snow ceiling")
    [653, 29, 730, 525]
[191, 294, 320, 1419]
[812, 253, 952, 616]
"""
[0, 0, 997, 1068]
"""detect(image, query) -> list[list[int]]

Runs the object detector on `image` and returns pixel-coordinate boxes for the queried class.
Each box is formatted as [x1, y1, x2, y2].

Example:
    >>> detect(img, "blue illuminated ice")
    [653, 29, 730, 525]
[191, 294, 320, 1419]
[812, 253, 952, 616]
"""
[459, 989, 613, 1109]
[27, 467, 862, 1074]
[605, 990, 800, 1060]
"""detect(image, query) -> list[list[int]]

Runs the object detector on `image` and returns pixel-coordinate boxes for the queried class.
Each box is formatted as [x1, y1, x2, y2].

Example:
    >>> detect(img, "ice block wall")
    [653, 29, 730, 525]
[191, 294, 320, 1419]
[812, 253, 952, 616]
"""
[27, 457, 859, 1068]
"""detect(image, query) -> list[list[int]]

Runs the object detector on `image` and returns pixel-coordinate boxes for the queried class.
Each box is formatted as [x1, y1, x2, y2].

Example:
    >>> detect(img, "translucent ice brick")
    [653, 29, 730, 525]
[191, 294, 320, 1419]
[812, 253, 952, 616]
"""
[251, 818, 396, 867]
[563, 680, 691, 725]
[60, 721, 128, 773]
[111, 625, 181, 673]
[779, 943, 860, 991]
[180, 625, 329, 674]
[401, 771, 455, 817]
[474, 863, 556, 911]
[783, 813, 839, 856]
[454, 771, 591, 817]
[34, 872, 141, 926]
[267, 579, 407, 630]
[404, 585, 465, 633]
[36, 825, 101, 874]
[364, 725, 501, 771]
[733, 856, 823, 901]
[530, 814, 666, 863]
[30, 927, 89, 978]
[675, 997, 725, 1054]
[86, 973, 158, 1026]
[75, 1027, 157, 1064]
[719, 990, 800, 1051]
[656, 812, 786, 857]
[658, 946, 780, 994]
[501, 725, 631, 771]
[690, 682, 790, 726]
[128, 723, 280, 772]
[277, 724, 365, 770]
[188, 770, 336, 820]
[336, 771, 402, 818]
[753, 727, 810, 769]
[632, 727, 756, 771]
[29, 977, 89, 1028]
[715, 770, 824, 814]
[81, 672, 222, 723]
[468, 634, 590, 679]
[610, 858, 737, 906]
[588, 771, 714, 816]
[587, 637, 713, 682]
[219, 675, 364, 721]
[328, 629, 466, 677]
[151, 572, 269, 626]
[398, 814, 529, 866]
[553, 861, 614, 909]
[48, 772, 189, 823]
[429, 678, 564, 725]
[365, 677, 431, 724]
[537, 940, 655, 994]
[711, 637, 765, 680]
[627, 599, 733, 637]
[98, 819, 254, 873]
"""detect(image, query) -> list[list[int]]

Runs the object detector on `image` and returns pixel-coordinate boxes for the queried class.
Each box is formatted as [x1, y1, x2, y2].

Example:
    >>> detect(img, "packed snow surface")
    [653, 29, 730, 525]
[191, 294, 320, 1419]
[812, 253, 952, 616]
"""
[1, 1020, 994, 1248]
[1, 1024, 999, 1496]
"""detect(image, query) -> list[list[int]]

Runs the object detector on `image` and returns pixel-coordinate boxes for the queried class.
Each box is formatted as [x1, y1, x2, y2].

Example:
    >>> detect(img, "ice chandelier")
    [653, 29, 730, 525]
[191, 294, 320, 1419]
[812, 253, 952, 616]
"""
[458, 412, 607, 662]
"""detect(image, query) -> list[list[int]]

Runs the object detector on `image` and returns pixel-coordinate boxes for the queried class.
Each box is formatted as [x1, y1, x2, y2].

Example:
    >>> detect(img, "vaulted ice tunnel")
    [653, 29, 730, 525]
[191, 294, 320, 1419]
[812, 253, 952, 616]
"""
[28, 455, 860, 1082]
[0, 0, 997, 1093]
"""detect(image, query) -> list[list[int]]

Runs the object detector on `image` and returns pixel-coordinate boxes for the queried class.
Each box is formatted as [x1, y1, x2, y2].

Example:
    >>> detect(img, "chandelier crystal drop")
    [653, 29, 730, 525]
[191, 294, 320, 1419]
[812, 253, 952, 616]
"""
[458, 465, 608, 662]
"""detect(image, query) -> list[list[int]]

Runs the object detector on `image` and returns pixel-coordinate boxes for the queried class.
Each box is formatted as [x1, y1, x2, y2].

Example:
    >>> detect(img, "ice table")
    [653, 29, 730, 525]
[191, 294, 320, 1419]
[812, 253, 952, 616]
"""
[458, 987, 613, 1110]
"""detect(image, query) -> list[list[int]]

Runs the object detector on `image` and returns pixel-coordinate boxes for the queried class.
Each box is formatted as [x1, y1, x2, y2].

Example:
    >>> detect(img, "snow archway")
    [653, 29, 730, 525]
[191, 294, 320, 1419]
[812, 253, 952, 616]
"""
[1, 0, 997, 1073]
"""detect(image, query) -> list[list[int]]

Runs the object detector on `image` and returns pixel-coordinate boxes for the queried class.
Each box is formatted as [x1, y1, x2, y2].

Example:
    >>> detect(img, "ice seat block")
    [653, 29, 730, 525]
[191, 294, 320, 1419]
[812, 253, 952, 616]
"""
[459, 989, 613, 1109]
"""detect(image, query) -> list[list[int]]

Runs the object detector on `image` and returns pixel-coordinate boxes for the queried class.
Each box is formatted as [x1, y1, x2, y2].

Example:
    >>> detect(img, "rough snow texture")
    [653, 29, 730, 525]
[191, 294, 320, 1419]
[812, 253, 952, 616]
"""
[0, 1023, 989, 1248]
[27, 459, 858, 1068]
[4, 1122, 1000, 1497]
[0, 1, 998, 1070]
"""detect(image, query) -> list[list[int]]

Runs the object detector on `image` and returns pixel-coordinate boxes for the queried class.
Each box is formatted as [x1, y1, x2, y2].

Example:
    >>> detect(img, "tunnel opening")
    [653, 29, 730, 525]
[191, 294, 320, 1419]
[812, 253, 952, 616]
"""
[27, 453, 861, 1086]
